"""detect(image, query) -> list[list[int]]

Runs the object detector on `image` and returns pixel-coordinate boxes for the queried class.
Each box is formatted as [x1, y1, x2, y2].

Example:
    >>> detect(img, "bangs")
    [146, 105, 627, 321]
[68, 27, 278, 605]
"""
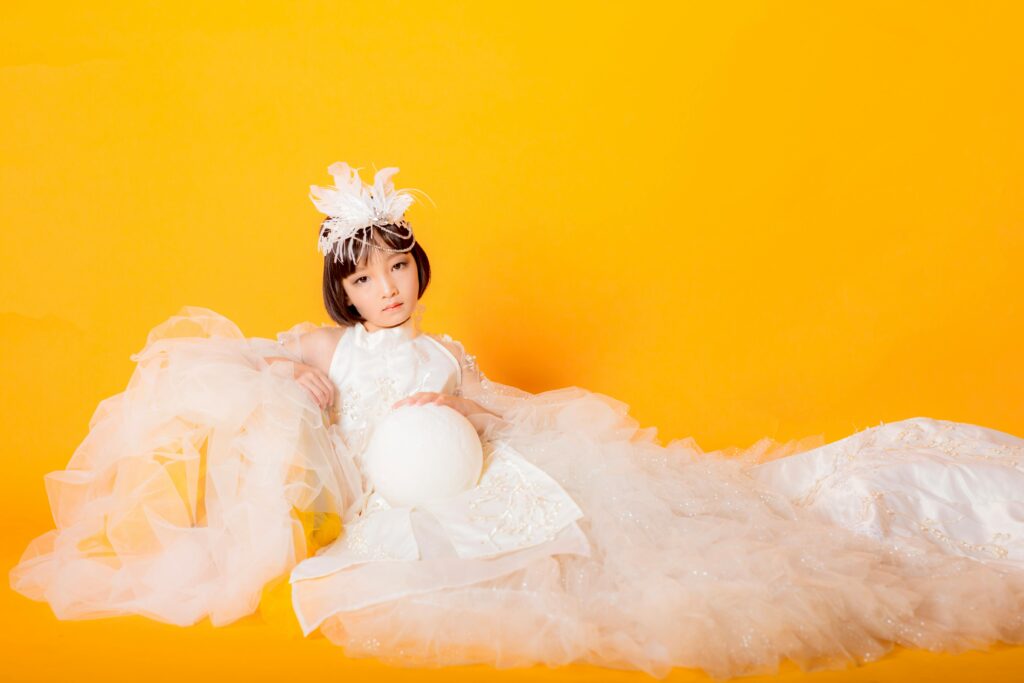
[335, 224, 416, 279]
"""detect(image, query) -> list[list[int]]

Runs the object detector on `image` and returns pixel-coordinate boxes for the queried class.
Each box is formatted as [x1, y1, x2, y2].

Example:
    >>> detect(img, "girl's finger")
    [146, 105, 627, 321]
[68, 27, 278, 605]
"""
[320, 372, 335, 394]
[313, 372, 332, 399]
[305, 387, 322, 408]
[323, 379, 335, 407]
[318, 377, 334, 406]
[304, 379, 327, 408]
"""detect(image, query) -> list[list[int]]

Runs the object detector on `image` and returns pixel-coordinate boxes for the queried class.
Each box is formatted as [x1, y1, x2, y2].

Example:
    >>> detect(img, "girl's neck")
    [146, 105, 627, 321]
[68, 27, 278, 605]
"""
[362, 314, 413, 333]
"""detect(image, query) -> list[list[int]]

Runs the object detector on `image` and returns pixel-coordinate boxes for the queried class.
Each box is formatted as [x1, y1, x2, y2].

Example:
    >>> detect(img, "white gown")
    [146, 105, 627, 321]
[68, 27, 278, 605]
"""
[286, 305, 1024, 679]
[10, 304, 1024, 679]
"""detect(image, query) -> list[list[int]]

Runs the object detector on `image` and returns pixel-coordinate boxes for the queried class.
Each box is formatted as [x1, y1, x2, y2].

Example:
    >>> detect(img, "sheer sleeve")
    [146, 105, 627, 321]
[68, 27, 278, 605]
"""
[432, 333, 533, 442]
[246, 320, 334, 366]
[272, 323, 315, 362]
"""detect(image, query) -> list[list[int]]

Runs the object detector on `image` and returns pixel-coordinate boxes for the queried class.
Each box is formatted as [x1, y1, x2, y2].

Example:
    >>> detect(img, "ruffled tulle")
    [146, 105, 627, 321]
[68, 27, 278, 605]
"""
[306, 387, 1024, 680]
[9, 307, 358, 626]
[11, 307, 1024, 681]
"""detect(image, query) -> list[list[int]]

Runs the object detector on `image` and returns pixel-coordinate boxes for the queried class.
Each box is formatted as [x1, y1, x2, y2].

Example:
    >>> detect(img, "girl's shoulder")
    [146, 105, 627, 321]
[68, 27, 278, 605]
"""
[304, 326, 347, 374]
[424, 331, 463, 351]
[277, 324, 347, 375]
[422, 332, 470, 369]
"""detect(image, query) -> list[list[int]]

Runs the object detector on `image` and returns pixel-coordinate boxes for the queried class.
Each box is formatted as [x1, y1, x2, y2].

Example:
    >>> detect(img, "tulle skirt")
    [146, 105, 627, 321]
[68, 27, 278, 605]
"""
[11, 307, 1024, 680]
[294, 390, 1024, 680]
[10, 307, 356, 626]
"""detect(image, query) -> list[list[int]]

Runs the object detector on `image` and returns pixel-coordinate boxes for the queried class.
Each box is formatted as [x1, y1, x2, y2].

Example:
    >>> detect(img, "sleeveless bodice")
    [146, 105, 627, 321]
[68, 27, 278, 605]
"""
[326, 305, 461, 452]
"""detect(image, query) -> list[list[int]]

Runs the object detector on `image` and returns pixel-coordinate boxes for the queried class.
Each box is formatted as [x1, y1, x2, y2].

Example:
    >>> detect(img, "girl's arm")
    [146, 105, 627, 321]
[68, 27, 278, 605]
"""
[435, 334, 518, 440]
[453, 353, 500, 419]
[395, 335, 533, 440]
[264, 328, 343, 411]
[272, 332, 305, 363]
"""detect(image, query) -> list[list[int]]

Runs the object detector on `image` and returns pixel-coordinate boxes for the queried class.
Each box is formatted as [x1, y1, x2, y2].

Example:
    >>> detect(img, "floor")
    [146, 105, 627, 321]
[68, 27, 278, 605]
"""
[6, 542, 1023, 683]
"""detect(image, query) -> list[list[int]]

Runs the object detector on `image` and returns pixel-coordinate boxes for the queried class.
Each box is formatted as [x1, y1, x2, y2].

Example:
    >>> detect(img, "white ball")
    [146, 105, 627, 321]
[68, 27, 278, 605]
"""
[362, 403, 484, 508]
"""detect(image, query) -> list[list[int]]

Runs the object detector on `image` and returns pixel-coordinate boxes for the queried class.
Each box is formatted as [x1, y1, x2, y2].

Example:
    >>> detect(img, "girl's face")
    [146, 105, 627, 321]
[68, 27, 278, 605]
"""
[341, 247, 420, 331]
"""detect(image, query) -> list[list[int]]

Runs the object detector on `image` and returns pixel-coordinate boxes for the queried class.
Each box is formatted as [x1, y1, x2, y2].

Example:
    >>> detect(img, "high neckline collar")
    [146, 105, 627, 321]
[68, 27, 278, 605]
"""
[351, 302, 424, 349]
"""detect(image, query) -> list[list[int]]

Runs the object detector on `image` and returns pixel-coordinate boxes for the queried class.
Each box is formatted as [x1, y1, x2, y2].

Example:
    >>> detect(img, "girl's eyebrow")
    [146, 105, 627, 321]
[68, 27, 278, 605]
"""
[349, 253, 407, 276]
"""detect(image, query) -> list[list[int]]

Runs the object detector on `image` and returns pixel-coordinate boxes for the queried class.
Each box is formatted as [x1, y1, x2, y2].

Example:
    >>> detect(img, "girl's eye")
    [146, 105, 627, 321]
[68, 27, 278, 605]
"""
[353, 262, 403, 285]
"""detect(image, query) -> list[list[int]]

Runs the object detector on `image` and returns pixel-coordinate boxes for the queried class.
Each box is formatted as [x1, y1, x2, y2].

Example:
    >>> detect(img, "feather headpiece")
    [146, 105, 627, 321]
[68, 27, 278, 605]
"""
[310, 162, 430, 265]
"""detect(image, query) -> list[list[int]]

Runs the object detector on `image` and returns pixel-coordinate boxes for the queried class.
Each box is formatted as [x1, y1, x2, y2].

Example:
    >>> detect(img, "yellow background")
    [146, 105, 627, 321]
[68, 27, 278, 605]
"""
[2, 1, 1022, 681]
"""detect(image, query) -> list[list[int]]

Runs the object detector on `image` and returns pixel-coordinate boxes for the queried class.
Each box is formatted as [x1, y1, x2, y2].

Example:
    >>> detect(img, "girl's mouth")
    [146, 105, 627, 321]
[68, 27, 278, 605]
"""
[383, 302, 403, 311]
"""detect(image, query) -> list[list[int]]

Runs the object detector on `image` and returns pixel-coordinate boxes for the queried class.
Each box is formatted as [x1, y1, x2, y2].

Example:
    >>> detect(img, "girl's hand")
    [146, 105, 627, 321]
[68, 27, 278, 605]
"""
[293, 362, 336, 411]
[392, 391, 482, 418]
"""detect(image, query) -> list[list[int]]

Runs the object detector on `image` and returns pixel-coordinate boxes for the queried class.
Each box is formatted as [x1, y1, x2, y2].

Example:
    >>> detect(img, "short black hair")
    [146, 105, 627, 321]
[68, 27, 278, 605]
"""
[321, 221, 432, 326]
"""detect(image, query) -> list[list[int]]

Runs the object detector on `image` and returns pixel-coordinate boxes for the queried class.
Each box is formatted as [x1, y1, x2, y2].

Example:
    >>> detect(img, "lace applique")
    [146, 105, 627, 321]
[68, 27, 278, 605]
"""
[861, 490, 1012, 560]
[340, 385, 364, 425]
[783, 420, 1024, 507]
[465, 455, 568, 546]
[375, 375, 400, 415]
[339, 376, 405, 427]
[887, 420, 1024, 463]
[337, 518, 406, 561]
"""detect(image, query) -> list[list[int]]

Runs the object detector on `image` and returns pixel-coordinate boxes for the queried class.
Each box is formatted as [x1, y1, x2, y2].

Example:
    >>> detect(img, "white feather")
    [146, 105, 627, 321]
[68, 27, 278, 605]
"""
[309, 161, 433, 263]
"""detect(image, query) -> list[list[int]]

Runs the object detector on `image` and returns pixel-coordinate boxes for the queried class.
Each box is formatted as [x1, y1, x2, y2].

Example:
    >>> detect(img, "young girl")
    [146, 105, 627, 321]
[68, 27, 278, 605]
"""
[11, 162, 1024, 680]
